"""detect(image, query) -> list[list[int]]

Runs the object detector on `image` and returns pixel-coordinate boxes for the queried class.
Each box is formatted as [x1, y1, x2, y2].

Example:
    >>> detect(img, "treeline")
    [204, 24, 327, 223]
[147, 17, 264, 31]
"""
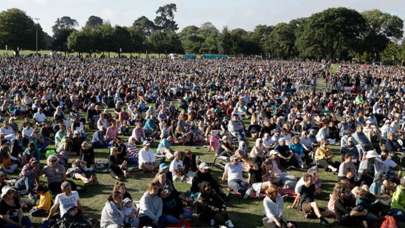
[0, 4, 405, 63]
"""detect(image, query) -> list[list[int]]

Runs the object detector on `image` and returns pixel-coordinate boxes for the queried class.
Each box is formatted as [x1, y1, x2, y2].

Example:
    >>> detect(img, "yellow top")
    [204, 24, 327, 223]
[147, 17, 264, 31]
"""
[315, 146, 331, 161]
[36, 191, 52, 211]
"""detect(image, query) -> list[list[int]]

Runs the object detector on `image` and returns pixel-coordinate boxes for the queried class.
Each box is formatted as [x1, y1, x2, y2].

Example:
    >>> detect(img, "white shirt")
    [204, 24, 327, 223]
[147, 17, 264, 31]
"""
[0, 126, 15, 136]
[33, 112, 46, 123]
[169, 159, 184, 173]
[263, 195, 284, 223]
[55, 191, 80, 217]
[225, 162, 243, 182]
[22, 127, 34, 138]
[294, 177, 305, 194]
[138, 148, 155, 168]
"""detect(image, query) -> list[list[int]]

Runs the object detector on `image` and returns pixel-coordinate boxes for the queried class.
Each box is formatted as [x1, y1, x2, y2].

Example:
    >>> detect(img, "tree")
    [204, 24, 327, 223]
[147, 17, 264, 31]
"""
[199, 22, 220, 37]
[112, 26, 131, 52]
[199, 22, 221, 53]
[93, 23, 114, 52]
[128, 28, 146, 52]
[52, 16, 78, 34]
[85, 16, 103, 28]
[154, 3, 178, 31]
[220, 27, 233, 54]
[250, 25, 273, 54]
[0, 8, 43, 50]
[148, 31, 183, 53]
[380, 42, 402, 64]
[296, 7, 367, 60]
[132, 16, 156, 37]
[52, 16, 78, 51]
[67, 29, 95, 53]
[361, 10, 404, 61]
[179, 26, 204, 53]
[264, 23, 296, 59]
[200, 34, 220, 53]
[401, 41, 405, 63]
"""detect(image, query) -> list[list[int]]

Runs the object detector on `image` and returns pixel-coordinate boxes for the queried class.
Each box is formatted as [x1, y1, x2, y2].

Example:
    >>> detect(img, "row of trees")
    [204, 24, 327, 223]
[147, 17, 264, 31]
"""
[0, 4, 405, 63]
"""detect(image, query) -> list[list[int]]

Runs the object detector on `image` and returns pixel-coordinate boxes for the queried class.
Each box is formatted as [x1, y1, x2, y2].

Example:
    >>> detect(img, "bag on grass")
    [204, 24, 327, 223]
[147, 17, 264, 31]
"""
[381, 215, 398, 228]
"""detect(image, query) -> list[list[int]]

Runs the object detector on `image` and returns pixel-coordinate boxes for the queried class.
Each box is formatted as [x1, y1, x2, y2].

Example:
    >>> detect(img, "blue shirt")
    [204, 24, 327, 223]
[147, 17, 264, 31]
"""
[289, 143, 304, 156]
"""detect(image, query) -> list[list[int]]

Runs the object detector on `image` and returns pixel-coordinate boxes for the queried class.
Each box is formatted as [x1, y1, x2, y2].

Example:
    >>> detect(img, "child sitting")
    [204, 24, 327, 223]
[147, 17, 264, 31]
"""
[122, 197, 139, 228]
[30, 185, 52, 217]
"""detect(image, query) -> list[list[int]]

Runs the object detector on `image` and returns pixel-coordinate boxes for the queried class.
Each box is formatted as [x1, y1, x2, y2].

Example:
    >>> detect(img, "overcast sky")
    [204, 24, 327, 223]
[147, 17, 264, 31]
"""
[1, 0, 405, 35]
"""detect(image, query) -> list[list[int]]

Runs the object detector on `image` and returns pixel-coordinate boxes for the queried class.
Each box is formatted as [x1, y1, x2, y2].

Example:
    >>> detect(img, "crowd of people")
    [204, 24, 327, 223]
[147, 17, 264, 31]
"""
[0, 55, 404, 228]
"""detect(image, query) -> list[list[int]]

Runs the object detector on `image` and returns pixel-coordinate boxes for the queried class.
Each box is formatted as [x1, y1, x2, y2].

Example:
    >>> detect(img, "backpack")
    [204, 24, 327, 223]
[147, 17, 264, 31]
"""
[380, 215, 398, 228]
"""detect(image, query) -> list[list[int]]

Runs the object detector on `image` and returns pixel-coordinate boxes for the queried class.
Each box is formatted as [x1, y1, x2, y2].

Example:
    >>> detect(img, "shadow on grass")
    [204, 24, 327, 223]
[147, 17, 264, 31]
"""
[79, 182, 114, 199]
[228, 210, 264, 227]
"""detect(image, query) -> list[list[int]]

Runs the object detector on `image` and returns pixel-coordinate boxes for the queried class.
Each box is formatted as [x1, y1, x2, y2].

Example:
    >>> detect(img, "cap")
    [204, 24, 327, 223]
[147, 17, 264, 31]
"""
[143, 140, 151, 146]
[159, 163, 169, 172]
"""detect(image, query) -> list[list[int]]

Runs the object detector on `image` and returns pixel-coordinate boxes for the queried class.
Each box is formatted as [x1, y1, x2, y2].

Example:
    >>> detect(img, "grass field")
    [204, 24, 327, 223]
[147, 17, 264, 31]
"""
[10, 76, 346, 227]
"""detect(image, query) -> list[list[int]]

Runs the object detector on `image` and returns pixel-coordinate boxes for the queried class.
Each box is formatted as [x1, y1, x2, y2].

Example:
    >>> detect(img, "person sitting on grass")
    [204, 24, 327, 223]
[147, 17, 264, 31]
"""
[194, 181, 234, 228]
[45, 181, 81, 222]
[169, 151, 186, 181]
[334, 183, 371, 227]
[222, 155, 249, 197]
[338, 153, 358, 180]
[14, 157, 40, 195]
[290, 174, 329, 225]
[100, 189, 125, 228]
[126, 136, 139, 167]
[139, 181, 163, 228]
[191, 162, 227, 200]
[0, 145, 18, 174]
[138, 140, 157, 172]
[131, 121, 146, 144]
[109, 147, 128, 181]
[66, 159, 98, 185]
[79, 141, 95, 171]
[91, 128, 108, 148]
[122, 197, 139, 228]
[30, 185, 52, 217]
[315, 139, 338, 172]
[0, 186, 33, 228]
[263, 184, 296, 228]
[274, 138, 299, 170]
[159, 185, 191, 227]
[389, 177, 405, 223]
[43, 155, 66, 195]
[157, 136, 174, 160]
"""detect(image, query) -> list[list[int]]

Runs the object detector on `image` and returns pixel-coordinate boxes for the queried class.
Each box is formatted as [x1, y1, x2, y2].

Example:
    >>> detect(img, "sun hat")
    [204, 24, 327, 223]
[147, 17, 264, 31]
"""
[1, 186, 16, 198]
[365, 150, 380, 159]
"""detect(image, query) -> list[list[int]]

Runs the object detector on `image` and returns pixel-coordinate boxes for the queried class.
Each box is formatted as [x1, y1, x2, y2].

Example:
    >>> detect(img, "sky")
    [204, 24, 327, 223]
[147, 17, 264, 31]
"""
[1, 0, 405, 35]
